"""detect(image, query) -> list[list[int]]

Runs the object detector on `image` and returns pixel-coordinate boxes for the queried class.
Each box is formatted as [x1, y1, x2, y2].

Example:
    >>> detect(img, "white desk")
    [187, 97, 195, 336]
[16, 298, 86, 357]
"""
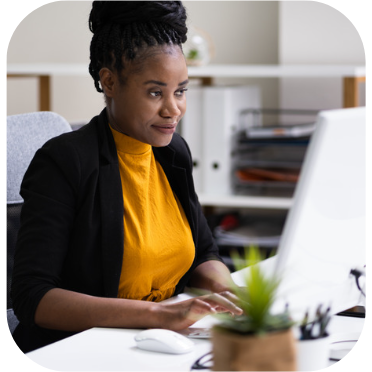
[26, 327, 211, 371]
[25, 304, 364, 371]
[25, 262, 367, 371]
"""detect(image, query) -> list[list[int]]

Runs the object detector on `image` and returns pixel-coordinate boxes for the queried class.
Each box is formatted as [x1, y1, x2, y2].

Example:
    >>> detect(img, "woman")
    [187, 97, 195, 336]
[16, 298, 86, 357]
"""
[11, 1, 242, 353]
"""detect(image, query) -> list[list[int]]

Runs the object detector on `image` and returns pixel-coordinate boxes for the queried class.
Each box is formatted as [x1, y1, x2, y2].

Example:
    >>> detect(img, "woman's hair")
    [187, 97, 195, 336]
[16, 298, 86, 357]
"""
[88, 1, 188, 92]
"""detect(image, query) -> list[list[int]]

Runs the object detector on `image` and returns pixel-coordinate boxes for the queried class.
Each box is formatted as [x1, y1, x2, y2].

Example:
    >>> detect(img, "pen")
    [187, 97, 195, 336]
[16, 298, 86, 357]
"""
[319, 306, 331, 337]
[312, 305, 323, 338]
[299, 310, 309, 340]
[299, 305, 331, 340]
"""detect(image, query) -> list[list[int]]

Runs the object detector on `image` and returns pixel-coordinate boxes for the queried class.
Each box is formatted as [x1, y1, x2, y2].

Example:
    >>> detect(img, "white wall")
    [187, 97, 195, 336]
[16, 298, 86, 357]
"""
[279, 1, 365, 110]
[186, 1, 279, 65]
[7, 1, 104, 124]
[7, 1, 279, 123]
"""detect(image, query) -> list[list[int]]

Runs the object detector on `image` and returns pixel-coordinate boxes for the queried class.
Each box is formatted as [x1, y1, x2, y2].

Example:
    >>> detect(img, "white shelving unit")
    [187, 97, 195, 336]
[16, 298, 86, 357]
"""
[186, 64, 365, 210]
[8, 63, 365, 112]
[8, 63, 366, 77]
[198, 194, 292, 209]
[187, 64, 366, 78]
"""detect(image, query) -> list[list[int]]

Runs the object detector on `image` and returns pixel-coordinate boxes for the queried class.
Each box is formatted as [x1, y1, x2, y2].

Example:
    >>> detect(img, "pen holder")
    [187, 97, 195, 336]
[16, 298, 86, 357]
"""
[296, 334, 330, 371]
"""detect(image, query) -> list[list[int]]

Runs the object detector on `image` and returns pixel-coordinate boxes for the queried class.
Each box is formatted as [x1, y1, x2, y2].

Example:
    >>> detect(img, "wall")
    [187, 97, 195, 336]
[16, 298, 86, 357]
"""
[7, 1, 279, 124]
[7, 1, 103, 124]
[279, 1, 365, 110]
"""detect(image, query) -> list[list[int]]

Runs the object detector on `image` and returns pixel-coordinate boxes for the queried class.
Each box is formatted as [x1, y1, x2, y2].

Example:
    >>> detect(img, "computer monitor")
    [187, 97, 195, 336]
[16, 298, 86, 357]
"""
[233, 107, 366, 321]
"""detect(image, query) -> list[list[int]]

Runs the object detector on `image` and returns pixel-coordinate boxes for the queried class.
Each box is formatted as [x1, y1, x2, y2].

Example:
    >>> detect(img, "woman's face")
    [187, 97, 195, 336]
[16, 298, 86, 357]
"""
[102, 45, 188, 147]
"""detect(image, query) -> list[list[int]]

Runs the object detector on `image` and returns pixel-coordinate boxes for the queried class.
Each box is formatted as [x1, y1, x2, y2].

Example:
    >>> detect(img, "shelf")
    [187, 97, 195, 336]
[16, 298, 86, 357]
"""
[8, 63, 366, 78]
[187, 64, 366, 78]
[198, 194, 292, 210]
[7, 63, 89, 76]
[7, 63, 365, 111]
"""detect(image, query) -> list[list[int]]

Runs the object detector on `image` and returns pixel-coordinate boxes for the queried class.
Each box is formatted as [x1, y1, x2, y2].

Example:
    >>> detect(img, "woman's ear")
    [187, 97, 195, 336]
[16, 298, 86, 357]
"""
[99, 68, 116, 97]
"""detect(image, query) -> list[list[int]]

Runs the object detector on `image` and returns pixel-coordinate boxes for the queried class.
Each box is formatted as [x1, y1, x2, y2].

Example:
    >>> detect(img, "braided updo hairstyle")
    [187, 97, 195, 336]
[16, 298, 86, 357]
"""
[88, 1, 188, 93]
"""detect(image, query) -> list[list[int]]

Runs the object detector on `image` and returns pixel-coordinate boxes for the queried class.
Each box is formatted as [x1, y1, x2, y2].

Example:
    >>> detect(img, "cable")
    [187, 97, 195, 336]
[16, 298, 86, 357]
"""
[350, 267, 366, 297]
[191, 352, 213, 370]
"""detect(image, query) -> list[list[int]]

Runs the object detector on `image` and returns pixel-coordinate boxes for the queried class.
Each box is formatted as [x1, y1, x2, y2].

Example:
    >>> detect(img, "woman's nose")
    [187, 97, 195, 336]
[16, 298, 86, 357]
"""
[160, 97, 182, 118]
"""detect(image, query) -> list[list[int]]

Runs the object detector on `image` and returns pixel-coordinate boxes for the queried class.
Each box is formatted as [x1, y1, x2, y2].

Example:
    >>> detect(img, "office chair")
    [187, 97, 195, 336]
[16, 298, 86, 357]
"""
[7, 111, 72, 334]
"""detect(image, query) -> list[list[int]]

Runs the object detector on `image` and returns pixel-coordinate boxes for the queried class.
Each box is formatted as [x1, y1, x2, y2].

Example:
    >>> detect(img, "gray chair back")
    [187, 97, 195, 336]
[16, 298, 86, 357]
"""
[7, 112, 72, 333]
[7, 111, 72, 203]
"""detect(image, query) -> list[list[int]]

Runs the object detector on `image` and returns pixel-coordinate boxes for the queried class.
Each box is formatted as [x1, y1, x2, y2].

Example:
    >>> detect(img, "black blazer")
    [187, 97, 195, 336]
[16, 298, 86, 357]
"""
[11, 109, 221, 350]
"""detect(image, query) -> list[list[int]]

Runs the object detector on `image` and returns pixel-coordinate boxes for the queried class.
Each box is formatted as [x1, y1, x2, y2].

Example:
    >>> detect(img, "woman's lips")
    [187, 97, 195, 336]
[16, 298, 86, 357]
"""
[152, 124, 177, 135]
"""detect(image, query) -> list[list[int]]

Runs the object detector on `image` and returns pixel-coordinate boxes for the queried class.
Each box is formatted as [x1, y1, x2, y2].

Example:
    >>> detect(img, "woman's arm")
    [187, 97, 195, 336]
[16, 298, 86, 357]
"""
[35, 286, 242, 332]
[188, 260, 234, 293]
[34, 288, 160, 332]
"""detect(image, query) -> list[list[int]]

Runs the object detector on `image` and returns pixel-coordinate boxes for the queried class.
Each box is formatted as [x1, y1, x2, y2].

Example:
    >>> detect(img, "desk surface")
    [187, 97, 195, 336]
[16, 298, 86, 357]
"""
[27, 327, 212, 371]
[25, 305, 365, 371]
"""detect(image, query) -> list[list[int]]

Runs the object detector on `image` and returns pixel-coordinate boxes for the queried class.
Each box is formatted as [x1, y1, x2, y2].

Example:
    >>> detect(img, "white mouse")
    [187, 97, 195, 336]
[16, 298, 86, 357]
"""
[134, 329, 195, 354]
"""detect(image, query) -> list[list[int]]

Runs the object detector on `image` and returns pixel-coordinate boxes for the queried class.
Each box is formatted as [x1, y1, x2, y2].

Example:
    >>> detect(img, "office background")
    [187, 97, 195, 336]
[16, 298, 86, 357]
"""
[7, 1, 365, 125]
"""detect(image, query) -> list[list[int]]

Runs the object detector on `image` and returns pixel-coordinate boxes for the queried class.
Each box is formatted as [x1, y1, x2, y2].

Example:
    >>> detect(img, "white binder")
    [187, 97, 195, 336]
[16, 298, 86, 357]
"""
[180, 86, 204, 193]
[181, 85, 261, 195]
[202, 86, 261, 195]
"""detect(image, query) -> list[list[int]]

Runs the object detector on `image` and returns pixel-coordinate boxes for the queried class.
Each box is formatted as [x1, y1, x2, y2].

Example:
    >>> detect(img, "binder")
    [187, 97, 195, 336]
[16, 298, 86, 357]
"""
[180, 87, 204, 193]
[202, 86, 261, 195]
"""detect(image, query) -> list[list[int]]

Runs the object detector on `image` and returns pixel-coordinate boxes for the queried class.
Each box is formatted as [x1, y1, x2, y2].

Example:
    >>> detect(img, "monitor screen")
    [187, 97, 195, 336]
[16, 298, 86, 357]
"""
[233, 107, 366, 321]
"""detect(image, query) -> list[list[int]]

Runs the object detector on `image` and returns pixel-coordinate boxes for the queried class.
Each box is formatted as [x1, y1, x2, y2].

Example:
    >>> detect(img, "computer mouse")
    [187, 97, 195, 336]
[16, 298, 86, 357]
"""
[134, 329, 195, 354]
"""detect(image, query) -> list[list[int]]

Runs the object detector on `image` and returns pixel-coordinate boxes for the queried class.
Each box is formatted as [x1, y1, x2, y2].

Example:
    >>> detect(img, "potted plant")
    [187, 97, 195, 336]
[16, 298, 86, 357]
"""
[212, 247, 297, 371]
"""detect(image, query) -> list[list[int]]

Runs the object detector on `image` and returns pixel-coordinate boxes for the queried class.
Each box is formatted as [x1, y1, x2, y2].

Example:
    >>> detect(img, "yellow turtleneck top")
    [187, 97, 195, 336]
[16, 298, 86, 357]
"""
[110, 126, 195, 302]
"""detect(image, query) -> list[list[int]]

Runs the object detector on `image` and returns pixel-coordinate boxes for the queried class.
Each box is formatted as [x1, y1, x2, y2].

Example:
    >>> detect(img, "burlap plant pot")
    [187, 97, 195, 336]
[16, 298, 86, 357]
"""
[212, 326, 297, 371]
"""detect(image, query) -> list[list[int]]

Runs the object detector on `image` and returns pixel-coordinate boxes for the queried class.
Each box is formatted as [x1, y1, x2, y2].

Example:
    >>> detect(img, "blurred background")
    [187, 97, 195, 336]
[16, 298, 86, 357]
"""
[7, 1, 365, 125]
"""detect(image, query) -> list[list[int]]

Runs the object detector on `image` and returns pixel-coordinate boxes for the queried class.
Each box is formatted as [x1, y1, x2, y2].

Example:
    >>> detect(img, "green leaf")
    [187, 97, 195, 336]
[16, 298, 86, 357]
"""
[223, 246, 293, 334]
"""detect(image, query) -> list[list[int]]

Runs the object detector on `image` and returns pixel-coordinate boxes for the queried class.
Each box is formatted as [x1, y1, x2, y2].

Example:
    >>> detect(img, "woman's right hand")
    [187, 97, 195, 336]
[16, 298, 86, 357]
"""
[33, 288, 242, 333]
[157, 291, 243, 331]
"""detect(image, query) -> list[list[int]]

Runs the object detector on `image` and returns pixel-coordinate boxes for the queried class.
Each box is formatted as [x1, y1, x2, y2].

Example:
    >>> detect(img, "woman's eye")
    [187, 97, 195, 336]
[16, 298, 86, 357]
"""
[150, 91, 162, 97]
[175, 88, 188, 97]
